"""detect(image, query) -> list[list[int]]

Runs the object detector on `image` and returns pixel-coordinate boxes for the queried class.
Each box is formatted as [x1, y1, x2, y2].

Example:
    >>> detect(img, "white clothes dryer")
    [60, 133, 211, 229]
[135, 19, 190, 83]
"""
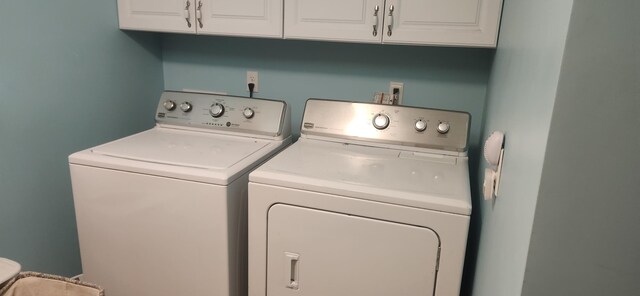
[70, 91, 291, 296]
[248, 99, 471, 296]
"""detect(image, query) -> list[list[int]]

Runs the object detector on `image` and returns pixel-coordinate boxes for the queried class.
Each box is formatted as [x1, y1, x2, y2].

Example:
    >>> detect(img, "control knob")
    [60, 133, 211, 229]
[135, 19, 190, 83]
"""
[415, 120, 427, 132]
[209, 103, 225, 118]
[372, 113, 390, 130]
[180, 102, 192, 112]
[163, 100, 176, 111]
[243, 108, 255, 119]
[437, 122, 451, 134]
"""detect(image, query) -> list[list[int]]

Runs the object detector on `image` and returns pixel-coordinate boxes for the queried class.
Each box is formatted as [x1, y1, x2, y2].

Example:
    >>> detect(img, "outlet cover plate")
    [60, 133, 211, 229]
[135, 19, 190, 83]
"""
[247, 71, 259, 92]
[389, 81, 404, 105]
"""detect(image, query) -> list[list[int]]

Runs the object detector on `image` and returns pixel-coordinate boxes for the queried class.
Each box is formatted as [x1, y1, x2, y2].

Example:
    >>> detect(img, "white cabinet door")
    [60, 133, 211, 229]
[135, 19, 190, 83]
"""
[284, 0, 385, 43]
[196, 0, 283, 38]
[382, 0, 503, 47]
[267, 204, 440, 296]
[117, 0, 197, 33]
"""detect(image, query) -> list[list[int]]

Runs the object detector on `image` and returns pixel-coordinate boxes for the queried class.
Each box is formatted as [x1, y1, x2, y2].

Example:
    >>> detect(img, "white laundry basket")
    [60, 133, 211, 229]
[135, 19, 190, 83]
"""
[0, 272, 104, 296]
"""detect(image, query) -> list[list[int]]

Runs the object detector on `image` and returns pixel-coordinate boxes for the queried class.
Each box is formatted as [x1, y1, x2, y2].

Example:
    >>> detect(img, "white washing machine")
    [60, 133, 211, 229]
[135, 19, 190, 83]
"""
[248, 99, 471, 296]
[70, 91, 291, 296]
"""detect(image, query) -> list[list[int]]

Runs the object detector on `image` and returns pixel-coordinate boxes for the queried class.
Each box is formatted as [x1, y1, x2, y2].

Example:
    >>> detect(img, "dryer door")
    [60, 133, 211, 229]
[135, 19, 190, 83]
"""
[267, 204, 440, 296]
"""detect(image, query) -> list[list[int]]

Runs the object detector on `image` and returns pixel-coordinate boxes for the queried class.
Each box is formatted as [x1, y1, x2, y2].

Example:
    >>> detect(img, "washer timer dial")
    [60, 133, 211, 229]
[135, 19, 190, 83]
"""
[209, 103, 225, 118]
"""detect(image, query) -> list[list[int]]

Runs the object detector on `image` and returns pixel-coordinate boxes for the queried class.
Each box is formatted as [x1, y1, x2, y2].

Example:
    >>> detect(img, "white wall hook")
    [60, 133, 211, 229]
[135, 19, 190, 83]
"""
[483, 131, 505, 200]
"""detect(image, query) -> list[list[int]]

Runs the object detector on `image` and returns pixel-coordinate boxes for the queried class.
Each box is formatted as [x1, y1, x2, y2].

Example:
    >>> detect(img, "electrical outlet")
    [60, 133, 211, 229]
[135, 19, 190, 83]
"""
[247, 71, 259, 92]
[389, 81, 404, 105]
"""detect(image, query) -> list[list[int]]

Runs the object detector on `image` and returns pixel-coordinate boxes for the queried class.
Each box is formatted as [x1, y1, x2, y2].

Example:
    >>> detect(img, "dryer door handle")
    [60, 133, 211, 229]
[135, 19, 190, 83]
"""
[285, 252, 300, 290]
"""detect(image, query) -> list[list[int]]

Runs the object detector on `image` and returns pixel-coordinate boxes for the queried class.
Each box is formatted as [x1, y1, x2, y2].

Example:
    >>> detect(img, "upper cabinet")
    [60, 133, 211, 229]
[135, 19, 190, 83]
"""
[284, 0, 382, 43]
[284, 0, 503, 47]
[117, 0, 283, 38]
[117, 0, 503, 47]
[198, 0, 283, 38]
[118, 0, 196, 34]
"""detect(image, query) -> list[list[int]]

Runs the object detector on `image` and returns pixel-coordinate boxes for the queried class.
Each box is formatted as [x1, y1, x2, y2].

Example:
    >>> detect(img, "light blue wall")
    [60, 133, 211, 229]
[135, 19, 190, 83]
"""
[0, 1, 164, 276]
[522, 0, 640, 295]
[469, 1, 574, 295]
[0, 2, 594, 291]
[162, 35, 493, 150]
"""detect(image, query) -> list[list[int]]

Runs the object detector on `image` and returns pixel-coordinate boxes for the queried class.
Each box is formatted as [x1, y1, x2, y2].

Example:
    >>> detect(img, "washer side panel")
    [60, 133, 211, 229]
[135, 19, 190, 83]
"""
[71, 164, 232, 296]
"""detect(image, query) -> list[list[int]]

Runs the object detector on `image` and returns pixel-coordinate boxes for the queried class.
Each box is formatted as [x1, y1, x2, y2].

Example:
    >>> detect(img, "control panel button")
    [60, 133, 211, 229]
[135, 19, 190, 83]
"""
[243, 107, 255, 119]
[163, 100, 176, 111]
[415, 120, 427, 132]
[437, 122, 451, 134]
[209, 103, 225, 118]
[372, 113, 390, 130]
[180, 102, 192, 112]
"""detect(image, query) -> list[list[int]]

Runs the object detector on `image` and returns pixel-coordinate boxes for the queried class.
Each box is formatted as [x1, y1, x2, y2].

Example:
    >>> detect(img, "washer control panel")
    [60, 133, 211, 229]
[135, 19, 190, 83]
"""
[156, 91, 288, 137]
[301, 99, 470, 152]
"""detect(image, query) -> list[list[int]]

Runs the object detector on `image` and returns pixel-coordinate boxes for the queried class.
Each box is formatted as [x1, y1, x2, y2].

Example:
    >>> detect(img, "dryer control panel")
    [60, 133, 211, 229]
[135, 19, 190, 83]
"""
[301, 99, 470, 152]
[156, 91, 289, 138]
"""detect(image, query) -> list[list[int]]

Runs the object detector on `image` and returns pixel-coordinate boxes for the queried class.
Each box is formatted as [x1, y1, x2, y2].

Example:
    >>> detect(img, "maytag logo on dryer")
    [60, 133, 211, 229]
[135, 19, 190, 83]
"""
[157, 112, 166, 118]
[303, 122, 314, 129]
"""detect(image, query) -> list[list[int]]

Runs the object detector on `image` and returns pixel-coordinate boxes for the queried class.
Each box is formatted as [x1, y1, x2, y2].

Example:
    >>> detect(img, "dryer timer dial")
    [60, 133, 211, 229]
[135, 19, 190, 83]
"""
[372, 114, 390, 130]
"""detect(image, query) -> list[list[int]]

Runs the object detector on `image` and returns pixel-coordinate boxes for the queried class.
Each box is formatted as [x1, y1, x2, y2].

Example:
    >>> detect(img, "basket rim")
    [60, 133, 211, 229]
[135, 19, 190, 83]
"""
[0, 271, 104, 296]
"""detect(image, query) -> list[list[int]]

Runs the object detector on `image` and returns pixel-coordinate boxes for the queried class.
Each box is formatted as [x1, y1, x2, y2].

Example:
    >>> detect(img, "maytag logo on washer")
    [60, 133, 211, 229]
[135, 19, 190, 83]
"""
[303, 122, 314, 129]
[157, 113, 165, 118]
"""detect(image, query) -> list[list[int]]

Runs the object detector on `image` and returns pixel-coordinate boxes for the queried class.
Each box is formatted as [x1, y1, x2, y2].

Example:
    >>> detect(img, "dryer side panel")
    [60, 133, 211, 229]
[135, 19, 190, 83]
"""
[266, 204, 440, 296]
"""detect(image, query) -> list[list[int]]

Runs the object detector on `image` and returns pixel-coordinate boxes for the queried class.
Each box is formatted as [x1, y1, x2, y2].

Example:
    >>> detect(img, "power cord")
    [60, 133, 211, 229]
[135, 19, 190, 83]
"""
[248, 83, 255, 98]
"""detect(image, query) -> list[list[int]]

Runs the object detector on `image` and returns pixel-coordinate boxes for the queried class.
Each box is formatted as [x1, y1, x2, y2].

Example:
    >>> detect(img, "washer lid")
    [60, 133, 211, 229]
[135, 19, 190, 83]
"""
[0, 258, 20, 284]
[92, 128, 271, 170]
[250, 139, 471, 215]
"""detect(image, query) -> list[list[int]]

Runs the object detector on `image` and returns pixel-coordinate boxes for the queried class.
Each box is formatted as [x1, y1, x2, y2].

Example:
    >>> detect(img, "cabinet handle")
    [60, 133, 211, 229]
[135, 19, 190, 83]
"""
[184, 1, 192, 28]
[387, 5, 394, 37]
[373, 5, 380, 36]
[196, 1, 203, 28]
